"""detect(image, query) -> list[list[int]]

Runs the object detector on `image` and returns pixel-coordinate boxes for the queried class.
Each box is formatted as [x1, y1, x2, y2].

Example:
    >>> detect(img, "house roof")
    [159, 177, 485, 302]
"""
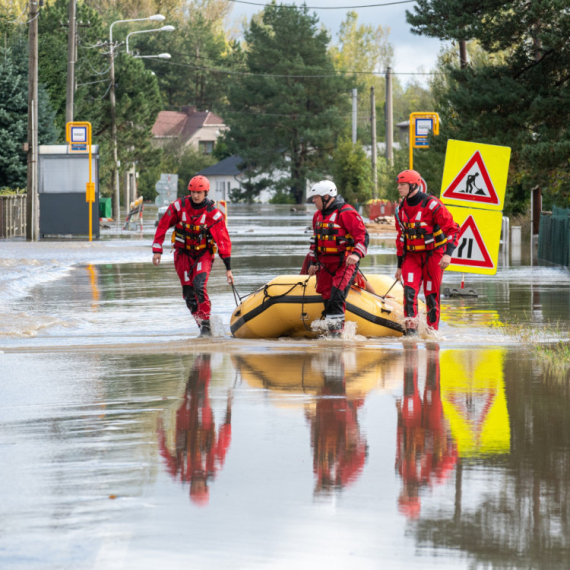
[152, 107, 225, 140]
[197, 155, 244, 177]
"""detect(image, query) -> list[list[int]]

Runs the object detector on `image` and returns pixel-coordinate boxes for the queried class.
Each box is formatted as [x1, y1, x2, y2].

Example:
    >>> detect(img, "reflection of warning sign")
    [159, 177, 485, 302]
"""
[442, 151, 499, 205]
[452, 215, 494, 269]
[440, 349, 510, 457]
[440, 140, 511, 212]
[446, 206, 502, 276]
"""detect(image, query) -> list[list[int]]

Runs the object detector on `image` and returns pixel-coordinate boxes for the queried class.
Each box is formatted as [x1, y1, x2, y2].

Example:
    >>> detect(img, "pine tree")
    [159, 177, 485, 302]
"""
[223, 3, 350, 204]
[406, 0, 570, 209]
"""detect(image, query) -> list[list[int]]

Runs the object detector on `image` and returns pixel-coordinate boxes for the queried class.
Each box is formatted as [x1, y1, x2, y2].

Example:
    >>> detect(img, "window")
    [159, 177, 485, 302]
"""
[199, 141, 214, 155]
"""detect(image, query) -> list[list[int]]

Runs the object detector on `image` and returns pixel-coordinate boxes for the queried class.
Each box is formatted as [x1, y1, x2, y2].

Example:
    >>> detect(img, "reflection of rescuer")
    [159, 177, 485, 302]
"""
[306, 353, 368, 494]
[152, 175, 233, 337]
[395, 345, 457, 519]
[394, 170, 459, 333]
[157, 354, 232, 506]
[307, 180, 369, 337]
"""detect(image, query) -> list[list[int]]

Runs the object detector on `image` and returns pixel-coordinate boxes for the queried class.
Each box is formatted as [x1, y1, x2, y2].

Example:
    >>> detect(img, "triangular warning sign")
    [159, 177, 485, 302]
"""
[442, 151, 500, 205]
[451, 215, 494, 269]
[446, 390, 496, 444]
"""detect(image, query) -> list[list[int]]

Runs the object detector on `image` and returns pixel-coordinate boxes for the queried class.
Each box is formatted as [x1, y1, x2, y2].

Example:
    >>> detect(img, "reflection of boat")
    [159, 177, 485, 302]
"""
[233, 349, 403, 400]
[234, 351, 383, 494]
[230, 274, 407, 338]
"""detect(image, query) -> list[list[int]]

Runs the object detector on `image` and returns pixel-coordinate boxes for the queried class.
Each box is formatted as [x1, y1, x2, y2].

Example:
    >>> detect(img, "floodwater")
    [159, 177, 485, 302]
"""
[1, 205, 570, 569]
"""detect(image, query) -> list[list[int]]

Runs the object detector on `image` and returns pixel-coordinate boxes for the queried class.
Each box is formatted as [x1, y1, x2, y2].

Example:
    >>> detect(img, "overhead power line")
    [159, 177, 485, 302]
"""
[154, 59, 441, 78]
[226, 0, 416, 8]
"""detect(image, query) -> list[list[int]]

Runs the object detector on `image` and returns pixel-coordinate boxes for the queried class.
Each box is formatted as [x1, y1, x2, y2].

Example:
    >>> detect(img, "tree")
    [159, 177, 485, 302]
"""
[331, 136, 372, 206]
[223, 3, 350, 204]
[0, 40, 58, 189]
[407, 0, 570, 210]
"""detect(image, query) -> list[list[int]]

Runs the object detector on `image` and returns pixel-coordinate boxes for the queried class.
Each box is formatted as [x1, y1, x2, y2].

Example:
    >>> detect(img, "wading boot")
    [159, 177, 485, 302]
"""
[199, 321, 212, 338]
[404, 327, 418, 337]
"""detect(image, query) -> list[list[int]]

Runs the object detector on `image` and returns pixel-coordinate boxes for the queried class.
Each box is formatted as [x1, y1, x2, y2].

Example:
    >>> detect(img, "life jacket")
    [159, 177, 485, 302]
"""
[171, 198, 219, 256]
[396, 195, 448, 253]
[314, 205, 356, 257]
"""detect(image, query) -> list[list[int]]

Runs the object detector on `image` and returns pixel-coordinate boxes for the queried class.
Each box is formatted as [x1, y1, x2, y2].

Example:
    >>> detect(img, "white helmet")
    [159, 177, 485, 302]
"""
[308, 180, 337, 202]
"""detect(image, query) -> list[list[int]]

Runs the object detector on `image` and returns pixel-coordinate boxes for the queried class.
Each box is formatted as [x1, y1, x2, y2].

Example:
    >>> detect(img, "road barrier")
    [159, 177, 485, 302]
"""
[538, 207, 569, 266]
[0, 195, 26, 238]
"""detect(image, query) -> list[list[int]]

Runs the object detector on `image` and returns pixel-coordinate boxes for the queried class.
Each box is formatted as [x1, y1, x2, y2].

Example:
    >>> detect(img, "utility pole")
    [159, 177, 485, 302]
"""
[27, 0, 39, 241]
[370, 86, 377, 199]
[385, 66, 394, 167]
[351, 88, 357, 144]
[65, 0, 76, 123]
[459, 40, 467, 69]
[109, 39, 120, 223]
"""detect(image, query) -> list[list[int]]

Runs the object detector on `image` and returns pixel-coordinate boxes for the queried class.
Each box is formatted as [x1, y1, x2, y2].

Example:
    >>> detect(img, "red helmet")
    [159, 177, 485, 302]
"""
[188, 175, 210, 193]
[396, 170, 422, 186]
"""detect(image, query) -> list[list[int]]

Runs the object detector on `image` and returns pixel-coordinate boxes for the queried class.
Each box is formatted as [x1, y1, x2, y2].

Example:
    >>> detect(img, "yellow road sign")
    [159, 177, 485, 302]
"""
[446, 205, 503, 276]
[440, 140, 511, 212]
[440, 348, 510, 457]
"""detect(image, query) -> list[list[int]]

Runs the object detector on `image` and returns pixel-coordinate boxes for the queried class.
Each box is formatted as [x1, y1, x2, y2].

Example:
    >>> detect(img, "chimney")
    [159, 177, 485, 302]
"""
[181, 105, 197, 116]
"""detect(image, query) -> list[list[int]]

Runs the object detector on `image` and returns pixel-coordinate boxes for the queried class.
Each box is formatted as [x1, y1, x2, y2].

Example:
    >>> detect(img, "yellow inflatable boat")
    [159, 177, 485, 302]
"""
[230, 274, 408, 339]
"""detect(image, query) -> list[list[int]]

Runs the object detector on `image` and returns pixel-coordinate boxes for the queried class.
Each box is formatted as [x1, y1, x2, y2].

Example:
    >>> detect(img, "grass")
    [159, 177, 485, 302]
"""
[492, 318, 570, 369]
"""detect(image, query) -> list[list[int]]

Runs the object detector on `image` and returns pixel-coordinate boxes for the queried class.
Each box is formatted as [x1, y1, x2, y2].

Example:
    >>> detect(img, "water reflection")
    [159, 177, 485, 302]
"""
[305, 353, 368, 495]
[234, 350, 401, 495]
[396, 345, 457, 519]
[157, 354, 232, 506]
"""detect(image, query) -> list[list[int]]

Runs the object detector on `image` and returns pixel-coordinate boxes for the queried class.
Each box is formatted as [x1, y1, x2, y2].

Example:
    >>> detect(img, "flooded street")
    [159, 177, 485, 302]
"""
[2, 205, 570, 569]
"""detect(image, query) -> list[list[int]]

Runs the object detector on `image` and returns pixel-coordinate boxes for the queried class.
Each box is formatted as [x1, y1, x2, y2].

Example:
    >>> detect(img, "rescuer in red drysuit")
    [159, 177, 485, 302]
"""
[157, 354, 232, 506]
[395, 345, 458, 519]
[152, 175, 233, 337]
[305, 353, 368, 494]
[306, 180, 369, 337]
[394, 170, 459, 333]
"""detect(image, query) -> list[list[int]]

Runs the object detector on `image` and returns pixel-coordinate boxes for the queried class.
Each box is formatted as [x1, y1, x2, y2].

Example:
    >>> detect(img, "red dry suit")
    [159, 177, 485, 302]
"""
[307, 357, 367, 493]
[308, 197, 369, 332]
[153, 197, 232, 325]
[157, 354, 232, 506]
[395, 346, 457, 519]
[395, 191, 459, 331]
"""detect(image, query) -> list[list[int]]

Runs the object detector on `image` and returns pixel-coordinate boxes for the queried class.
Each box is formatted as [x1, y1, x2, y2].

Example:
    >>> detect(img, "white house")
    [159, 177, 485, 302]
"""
[197, 155, 244, 202]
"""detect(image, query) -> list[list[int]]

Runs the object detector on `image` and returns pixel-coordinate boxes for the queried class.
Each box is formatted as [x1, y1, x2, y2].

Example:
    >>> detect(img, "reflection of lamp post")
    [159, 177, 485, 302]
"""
[109, 14, 165, 223]
[126, 26, 175, 54]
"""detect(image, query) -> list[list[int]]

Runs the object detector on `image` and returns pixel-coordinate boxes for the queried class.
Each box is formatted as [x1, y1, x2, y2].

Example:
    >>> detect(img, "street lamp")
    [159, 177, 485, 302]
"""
[109, 14, 165, 224]
[126, 26, 175, 54]
[135, 53, 171, 59]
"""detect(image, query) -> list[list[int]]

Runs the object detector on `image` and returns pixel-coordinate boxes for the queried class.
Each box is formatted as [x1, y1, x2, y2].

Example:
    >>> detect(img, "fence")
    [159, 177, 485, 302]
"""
[538, 206, 569, 266]
[0, 195, 27, 238]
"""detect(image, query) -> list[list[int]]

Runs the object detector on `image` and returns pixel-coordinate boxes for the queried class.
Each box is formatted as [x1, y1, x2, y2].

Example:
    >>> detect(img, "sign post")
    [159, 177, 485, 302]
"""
[66, 121, 94, 241]
[409, 112, 440, 169]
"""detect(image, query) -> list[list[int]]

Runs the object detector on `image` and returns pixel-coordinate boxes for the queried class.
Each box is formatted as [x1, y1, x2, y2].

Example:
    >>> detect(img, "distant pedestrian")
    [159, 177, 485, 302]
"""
[307, 180, 369, 337]
[394, 170, 459, 334]
[152, 175, 233, 337]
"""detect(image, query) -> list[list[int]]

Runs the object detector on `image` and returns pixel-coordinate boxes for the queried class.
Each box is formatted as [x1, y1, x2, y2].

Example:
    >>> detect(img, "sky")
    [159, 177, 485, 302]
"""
[225, 0, 448, 85]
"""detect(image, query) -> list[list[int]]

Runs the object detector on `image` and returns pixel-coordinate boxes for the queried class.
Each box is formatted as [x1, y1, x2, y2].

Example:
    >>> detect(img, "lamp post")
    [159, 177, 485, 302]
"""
[126, 25, 175, 54]
[134, 53, 171, 59]
[109, 14, 165, 224]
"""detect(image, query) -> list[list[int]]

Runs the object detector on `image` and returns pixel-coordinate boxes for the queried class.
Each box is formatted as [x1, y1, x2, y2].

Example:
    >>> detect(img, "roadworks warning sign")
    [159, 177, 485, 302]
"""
[440, 348, 510, 457]
[440, 140, 511, 211]
[446, 206, 503, 276]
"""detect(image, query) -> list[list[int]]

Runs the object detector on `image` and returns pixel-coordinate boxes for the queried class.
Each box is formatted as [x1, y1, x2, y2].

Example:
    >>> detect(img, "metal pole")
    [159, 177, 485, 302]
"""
[385, 66, 393, 166]
[370, 86, 377, 199]
[530, 189, 533, 267]
[65, 0, 76, 123]
[26, 0, 39, 241]
[109, 27, 120, 223]
[352, 88, 357, 144]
